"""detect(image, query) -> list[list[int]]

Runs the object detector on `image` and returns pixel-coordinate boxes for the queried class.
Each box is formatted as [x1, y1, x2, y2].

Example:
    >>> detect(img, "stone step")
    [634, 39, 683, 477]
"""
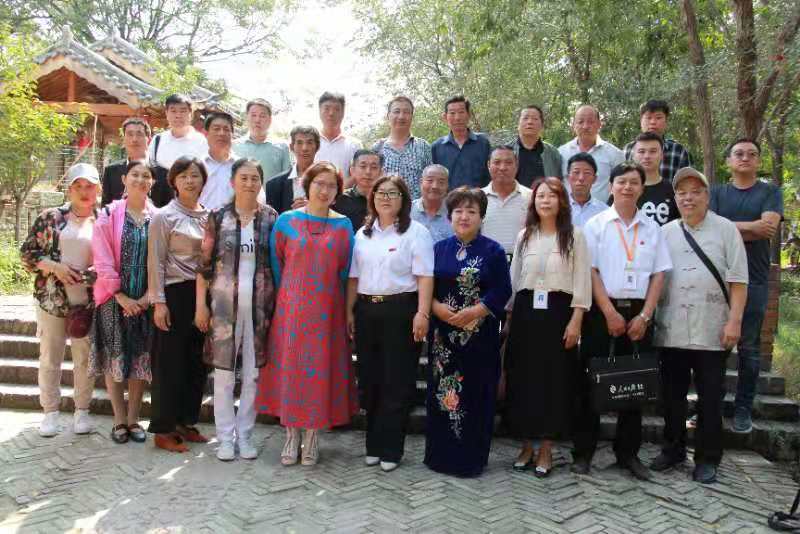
[1, 384, 797, 461]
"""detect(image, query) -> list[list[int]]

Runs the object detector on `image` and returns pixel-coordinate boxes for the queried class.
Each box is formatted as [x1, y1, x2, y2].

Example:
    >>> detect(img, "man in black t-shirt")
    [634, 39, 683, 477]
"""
[710, 137, 782, 434]
[631, 131, 679, 226]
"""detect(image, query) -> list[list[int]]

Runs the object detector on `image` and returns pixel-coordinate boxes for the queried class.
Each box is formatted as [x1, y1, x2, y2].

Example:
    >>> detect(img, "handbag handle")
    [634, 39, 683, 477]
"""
[607, 337, 642, 362]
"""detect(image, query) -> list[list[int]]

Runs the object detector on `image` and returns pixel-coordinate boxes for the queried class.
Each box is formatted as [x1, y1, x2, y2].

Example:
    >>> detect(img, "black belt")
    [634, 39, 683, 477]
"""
[358, 292, 417, 304]
[609, 298, 644, 309]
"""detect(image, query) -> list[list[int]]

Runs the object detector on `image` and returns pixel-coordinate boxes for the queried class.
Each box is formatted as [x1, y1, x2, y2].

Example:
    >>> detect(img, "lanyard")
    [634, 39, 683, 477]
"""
[614, 220, 638, 264]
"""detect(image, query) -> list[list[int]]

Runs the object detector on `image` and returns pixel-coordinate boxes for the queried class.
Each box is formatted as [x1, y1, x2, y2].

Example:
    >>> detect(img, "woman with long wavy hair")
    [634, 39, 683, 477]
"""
[505, 177, 592, 477]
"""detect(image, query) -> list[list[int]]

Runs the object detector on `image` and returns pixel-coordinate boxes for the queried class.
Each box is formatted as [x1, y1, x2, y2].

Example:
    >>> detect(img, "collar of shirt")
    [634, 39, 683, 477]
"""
[445, 129, 478, 146]
[604, 205, 650, 230]
[568, 134, 610, 153]
[288, 165, 300, 180]
[517, 136, 544, 152]
[569, 194, 604, 209]
[321, 132, 348, 143]
[412, 198, 447, 218]
[344, 186, 366, 199]
[482, 180, 526, 199]
[370, 218, 398, 236]
[205, 152, 236, 166]
[384, 135, 416, 151]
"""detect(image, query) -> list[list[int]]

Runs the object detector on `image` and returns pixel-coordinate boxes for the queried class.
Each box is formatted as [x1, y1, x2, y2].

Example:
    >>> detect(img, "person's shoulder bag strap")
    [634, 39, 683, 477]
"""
[679, 221, 729, 306]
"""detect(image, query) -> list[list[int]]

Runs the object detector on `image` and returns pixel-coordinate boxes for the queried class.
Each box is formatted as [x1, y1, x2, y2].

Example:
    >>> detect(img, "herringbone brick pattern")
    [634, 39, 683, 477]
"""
[0, 410, 794, 533]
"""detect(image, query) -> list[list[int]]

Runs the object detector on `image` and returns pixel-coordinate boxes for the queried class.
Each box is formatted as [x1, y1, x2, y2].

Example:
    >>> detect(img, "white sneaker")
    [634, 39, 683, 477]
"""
[365, 455, 380, 466]
[73, 410, 93, 434]
[217, 440, 236, 461]
[39, 412, 60, 437]
[380, 461, 398, 472]
[238, 437, 258, 460]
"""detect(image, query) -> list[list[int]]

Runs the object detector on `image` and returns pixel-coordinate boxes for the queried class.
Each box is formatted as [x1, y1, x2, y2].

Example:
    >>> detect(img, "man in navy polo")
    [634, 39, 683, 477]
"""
[431, 96, 491, 189]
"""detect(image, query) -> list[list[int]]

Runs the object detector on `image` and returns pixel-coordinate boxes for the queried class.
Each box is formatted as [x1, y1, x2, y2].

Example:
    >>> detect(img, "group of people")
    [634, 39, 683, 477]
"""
[20, 92, 781, 485]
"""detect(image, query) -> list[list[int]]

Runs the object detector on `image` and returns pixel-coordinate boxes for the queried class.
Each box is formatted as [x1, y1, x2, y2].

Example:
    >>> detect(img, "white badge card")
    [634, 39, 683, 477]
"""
[623, 269, 637, 290]
[533, 289, 549, 310]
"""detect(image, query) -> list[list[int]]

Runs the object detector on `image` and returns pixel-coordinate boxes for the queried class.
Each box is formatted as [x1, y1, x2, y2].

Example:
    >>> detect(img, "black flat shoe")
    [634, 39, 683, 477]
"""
[692, 463, 718, 484]
[618, 457, 652, 481]
[570, 458, 591, 475]
[534, 465, 552, 478]
[110, 424, 129, 444]
[512, 458, 533, 471]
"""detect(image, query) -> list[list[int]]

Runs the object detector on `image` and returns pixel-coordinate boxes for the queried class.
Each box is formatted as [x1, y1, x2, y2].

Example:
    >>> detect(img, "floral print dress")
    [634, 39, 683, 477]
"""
[424, 234, 512, 477]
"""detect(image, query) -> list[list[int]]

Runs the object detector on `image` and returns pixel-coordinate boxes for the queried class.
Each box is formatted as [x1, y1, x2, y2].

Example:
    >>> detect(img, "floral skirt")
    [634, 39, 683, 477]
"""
[89, 298, 152, 382]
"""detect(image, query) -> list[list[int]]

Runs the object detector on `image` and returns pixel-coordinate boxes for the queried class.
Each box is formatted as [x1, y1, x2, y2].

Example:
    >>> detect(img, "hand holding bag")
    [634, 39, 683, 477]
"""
[588, 337, 660, 412]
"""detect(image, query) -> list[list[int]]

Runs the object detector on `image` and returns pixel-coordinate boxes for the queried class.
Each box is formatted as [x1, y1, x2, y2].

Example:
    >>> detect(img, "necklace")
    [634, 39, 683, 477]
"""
[236, 207, 256, 226]
[126, 208, 147, 226]
[70, 209, 92, 220]
[304, 208, 330, 237]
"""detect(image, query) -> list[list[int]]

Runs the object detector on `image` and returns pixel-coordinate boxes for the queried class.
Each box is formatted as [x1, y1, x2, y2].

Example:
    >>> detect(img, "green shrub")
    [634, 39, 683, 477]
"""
[0, 239, 32, 295]
[775, 272, 800, 401]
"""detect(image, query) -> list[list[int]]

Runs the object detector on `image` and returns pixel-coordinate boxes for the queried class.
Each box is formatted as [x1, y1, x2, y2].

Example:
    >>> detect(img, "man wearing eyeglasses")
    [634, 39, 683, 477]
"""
[333, 149, 384, 231]
[709, 137, 782, 434]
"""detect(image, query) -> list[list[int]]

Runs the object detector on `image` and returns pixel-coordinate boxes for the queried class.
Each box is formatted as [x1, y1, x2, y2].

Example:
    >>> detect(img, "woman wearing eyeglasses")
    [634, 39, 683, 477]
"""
[346, 175, 434, 472]
[255, 161, 358, 466]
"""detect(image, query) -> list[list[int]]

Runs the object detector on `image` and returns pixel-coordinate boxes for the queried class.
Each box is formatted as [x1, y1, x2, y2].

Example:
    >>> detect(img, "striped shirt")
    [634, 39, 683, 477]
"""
[481, 181, 532, 254]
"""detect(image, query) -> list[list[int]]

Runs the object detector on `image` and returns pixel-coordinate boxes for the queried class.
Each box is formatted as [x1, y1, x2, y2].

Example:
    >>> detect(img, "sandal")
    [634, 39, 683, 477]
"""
[110, 424, 129, 444]
[535, 448, 553, 478]
[281, 427, 301, 466]
[176, 425, 209, 443]
[154, 432, 189, 453]
[127, 423, 147, 443]
[301, 429, 319, 466]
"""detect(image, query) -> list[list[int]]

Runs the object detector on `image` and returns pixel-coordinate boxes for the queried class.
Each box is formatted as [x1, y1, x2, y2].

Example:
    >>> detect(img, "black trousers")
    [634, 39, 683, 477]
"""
[573, 298, 652, 463]
[354, 293, 421, 462]
[147, 280, 208, 434]
[661, 347, 727, 465]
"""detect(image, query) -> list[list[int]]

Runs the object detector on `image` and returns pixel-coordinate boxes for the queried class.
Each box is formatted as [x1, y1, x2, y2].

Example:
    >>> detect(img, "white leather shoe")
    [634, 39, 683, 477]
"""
[39, 412, 60, 437]
[73, 410, 93, 435]
[365, 455, 380, 466]
[217, 440, 236, 461]
[380, 461, 398, 472]
[238, 437, 258, 460]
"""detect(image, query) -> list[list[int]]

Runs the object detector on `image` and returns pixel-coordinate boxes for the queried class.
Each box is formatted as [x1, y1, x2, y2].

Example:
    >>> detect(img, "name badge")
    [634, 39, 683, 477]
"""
[623, 269, 637, 290]
[533, 289, 548, 310]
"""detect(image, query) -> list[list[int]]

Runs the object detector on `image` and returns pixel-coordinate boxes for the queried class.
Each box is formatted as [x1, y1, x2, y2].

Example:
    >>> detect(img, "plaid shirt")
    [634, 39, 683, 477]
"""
[373, 136, 432, 199]
[624, 137, 692, 182]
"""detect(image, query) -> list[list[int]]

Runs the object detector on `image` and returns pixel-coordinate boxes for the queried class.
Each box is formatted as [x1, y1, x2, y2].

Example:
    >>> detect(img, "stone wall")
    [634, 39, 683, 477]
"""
[0, 191, 65, 236]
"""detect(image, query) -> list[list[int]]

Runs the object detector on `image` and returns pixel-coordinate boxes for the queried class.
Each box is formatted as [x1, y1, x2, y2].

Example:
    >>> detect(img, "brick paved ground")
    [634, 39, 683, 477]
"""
[0, 410, 795, 533]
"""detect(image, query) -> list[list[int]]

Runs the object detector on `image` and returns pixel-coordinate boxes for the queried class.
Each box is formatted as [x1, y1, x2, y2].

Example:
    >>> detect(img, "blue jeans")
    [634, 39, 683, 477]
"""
[735, 282, 769, 411]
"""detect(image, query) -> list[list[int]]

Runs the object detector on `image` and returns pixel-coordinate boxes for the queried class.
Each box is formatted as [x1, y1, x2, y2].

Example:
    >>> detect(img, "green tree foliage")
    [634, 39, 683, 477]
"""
[354, 0, 800, 186]
[0, 25, 85, 241]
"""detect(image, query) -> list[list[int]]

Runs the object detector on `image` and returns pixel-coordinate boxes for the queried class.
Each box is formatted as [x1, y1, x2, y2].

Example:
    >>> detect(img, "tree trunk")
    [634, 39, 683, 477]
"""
[680, 0, 716, 182]
[13, 196, 24, 243]
[732, 0, 761, 139]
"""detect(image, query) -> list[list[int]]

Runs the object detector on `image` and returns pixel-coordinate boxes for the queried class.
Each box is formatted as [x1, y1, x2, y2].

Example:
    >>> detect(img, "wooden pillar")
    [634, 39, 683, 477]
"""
[67, 71, 76, 102]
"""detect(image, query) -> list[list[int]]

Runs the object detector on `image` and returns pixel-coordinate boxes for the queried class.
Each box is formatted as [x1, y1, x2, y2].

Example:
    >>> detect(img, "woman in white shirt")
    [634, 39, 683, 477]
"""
[346, 175, 434, 472]
[506, 177, 591, 477]
[195, 159, 279, 461]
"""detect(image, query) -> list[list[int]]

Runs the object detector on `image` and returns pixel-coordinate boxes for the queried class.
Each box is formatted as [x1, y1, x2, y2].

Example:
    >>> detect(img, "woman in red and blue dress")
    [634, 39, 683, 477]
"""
[255, 161, 358, 466]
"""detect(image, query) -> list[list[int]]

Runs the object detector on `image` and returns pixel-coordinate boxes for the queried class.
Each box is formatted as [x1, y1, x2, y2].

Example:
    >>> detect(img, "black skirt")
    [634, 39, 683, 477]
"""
[505, 290, 579, 440]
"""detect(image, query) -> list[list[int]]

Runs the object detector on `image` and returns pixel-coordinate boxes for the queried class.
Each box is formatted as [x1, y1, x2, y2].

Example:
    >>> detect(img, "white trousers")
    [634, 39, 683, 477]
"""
[213, 322, 258, 443]
[37, 307, 93, 412]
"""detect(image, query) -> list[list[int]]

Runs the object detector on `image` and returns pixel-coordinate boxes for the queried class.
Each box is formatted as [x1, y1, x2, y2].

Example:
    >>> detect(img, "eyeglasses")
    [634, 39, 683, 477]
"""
[311, 181, 338, 191]
[375, 190, 402, 200]
[732, 150, 759, 160]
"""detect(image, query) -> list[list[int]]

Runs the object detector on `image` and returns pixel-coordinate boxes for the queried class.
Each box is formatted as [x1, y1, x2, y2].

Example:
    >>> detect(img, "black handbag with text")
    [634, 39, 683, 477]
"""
[589, 338, 660, 412]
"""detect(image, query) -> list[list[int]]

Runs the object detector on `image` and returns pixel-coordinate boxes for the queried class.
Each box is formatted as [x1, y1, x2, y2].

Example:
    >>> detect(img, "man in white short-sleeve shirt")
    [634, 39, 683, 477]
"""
[573, 161, 671, 483]
[314, 91, 362, 185]
[481, 145, 532, 257]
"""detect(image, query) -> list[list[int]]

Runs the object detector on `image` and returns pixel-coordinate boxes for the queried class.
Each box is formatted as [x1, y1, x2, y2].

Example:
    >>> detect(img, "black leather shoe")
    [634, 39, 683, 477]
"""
[570, 458, 591, 475]
[619, 456, 652, 481]
[650, 452, 686, 472]
[692, 463, 718, 484]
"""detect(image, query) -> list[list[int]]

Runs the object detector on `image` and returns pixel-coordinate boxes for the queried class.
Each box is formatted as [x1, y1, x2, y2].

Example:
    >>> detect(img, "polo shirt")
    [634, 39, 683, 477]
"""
[411, 198, 454, 243]
[315, 133, 362, 178]
[431, 130, 491, 189]
[350, 219, 434, 295]
[333, 186, 369, 231]
[558, 136, 625, 203]
[481, 181, 532, 254]
[569, 194, 609, 228]
[582, 206, 672, 299]
[232, 136, 291, 182]
[654, 211, 748, 351]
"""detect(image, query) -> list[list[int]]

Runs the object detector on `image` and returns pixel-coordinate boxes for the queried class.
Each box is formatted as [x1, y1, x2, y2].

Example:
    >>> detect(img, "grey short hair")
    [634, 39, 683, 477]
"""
[422, 164, 449, 179]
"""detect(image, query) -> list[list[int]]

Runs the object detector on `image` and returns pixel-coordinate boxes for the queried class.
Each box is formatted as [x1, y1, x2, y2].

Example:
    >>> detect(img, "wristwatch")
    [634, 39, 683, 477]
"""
[638, 312, 651, 324]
